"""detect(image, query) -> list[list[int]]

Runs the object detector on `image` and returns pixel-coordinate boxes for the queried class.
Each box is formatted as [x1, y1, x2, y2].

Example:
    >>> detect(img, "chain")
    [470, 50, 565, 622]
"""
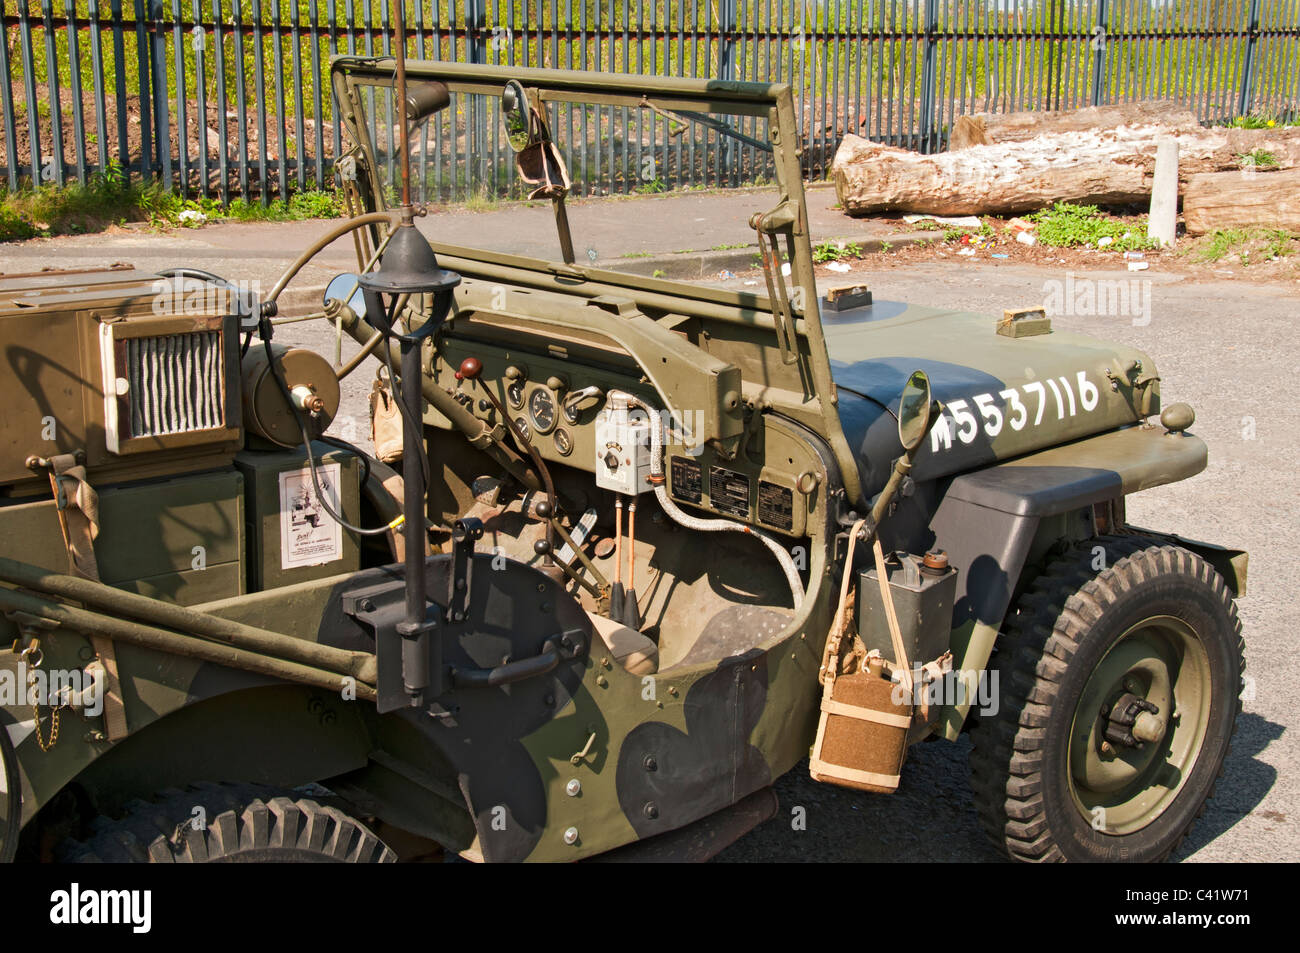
[22, 641, 67, 753]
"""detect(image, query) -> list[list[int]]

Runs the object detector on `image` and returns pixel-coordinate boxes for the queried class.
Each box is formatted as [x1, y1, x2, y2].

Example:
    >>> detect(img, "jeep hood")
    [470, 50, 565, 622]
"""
[826, 301, 1159, 496]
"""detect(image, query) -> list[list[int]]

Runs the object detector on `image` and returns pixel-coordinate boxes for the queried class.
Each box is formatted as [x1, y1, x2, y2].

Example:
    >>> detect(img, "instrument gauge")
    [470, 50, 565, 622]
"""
[506, 380, 526, 409]
[513, 416, 532, 442]
[553, 428, 573, 456]
[529, 387, 558, 435]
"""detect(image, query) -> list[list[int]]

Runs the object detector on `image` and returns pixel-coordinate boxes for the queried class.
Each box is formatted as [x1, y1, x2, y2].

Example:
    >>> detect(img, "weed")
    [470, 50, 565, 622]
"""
[1238, 149, 1279, 169]
[1026, 202, 1159, 252]
[812, 239, 863, 263]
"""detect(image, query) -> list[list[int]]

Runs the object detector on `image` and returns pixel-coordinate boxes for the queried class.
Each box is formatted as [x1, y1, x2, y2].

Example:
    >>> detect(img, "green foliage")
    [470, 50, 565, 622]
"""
[1026, 203, 1159, 252]
[812, 240, 863, 263]
[1237, 149, 1279, 169]
[635, 177, 668, 195]
[1196, 228, 1296, 263]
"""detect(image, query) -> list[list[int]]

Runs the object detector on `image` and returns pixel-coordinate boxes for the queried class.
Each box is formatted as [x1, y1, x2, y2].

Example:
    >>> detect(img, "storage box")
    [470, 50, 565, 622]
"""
[0, 468, 245, 606]
[858, 553, 957, 669]
[235, 443, 360, 592]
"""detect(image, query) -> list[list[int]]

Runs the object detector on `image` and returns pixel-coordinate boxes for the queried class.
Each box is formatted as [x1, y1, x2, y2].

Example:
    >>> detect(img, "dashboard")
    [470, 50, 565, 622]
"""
[430, 337, 825, 539]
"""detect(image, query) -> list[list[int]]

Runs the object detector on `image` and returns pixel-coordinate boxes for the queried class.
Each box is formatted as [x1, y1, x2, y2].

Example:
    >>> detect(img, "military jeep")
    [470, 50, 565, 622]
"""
[0, 56, 1246, 864]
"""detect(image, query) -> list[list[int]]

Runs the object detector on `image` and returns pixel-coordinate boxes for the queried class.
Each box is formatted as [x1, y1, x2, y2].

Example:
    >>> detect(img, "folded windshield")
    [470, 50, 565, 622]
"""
[348, 73, 783, 265]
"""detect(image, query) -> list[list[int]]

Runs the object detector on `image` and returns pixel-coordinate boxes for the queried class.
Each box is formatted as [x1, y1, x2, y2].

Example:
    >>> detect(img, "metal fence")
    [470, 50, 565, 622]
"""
[3, 1, 1298, 201]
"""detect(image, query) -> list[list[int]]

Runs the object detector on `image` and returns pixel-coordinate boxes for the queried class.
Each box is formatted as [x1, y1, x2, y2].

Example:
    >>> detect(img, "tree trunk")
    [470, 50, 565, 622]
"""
[1182, 169, 1300, 236]
[833, 127, 1300, 217]
[950, 103, 1201, 150]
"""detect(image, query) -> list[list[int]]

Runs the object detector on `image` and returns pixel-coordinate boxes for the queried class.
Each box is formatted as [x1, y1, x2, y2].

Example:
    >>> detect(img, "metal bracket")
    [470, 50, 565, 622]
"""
[448, 518, 483, 622]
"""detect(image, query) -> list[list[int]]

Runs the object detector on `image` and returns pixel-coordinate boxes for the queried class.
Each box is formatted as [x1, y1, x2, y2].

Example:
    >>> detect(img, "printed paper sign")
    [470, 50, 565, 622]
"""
[279, 463, 342, 570]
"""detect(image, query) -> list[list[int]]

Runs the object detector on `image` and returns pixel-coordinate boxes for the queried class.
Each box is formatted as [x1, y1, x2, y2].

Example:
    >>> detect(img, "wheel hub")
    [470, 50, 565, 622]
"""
[1104, 692, 1164, 749]
[1066, 616, 1211, 835]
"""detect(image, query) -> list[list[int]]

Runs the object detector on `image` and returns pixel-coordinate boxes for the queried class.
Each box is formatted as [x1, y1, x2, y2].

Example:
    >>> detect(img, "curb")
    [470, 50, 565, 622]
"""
[600, 229, 941, 279]
[274, 228, 944, 310]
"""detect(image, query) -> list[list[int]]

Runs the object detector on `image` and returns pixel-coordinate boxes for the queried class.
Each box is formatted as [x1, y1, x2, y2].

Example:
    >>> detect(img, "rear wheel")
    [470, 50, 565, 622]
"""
[969, 536, 1244, 862]
[59, 782, 396, 863]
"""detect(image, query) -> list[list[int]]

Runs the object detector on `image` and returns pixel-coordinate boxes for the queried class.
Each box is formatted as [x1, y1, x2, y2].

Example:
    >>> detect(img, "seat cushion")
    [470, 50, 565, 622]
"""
[587, 613, 659, 675]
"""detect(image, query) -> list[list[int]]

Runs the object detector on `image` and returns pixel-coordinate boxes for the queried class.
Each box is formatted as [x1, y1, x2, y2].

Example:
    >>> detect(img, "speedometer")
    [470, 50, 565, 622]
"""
[529, 387, 557, 434]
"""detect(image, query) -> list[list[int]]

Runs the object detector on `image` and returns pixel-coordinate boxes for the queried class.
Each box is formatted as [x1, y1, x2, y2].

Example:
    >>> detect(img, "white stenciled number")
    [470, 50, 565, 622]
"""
[948, 399, 979, 444]
[973, 393, 1003, 437]
[1077, 371, 1100, 412]
[1000, 388, 1027, 431]
[1058, 376, 1077, 416]
[1046, 378, 1065, 419]
[1024, 380, 1047, 426]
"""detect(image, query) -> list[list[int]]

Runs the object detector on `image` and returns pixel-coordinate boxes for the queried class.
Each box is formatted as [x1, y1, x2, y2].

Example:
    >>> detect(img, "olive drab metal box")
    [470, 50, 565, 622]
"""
[0, 470, 246, 606]
[235, 443, 362, 591]
[858, 553, 958, 669]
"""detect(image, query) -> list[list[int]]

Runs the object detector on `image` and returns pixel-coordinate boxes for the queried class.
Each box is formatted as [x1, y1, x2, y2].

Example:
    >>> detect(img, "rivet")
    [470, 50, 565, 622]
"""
[596, 675, 608, 688]
[643, 755, 657, 772]
[643, 802, 659, 820]
[563, 826, 579, 845]
[565, 779, 582, 797]
[668, 686, 678, 697]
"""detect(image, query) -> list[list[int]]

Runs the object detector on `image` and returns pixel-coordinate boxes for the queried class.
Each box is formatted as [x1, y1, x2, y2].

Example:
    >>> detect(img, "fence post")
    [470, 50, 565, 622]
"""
[0, 0, 19, 189]
[718, 0, 737, 181]
[132, 0, 153, 179]
[1090, 0, 1109, 107]
[150, 0, 170, 187]
[919, 0, 939, 153]
[1238, 0, 1263, 118]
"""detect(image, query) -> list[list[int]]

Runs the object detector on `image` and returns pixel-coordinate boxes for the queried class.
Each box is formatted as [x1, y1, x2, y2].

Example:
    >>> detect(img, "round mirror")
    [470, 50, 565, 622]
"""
[897, 369, 933, 451]
[501, 80, 533, 153]
[324, 272, 366, 316]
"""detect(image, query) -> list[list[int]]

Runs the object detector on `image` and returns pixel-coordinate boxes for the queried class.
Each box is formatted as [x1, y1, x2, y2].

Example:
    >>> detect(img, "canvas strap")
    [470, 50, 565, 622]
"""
[808, 756, 901, 791]
[818, 518, 866, 688]
[872, 537, 914, 697]
[46, 454, 129, 742]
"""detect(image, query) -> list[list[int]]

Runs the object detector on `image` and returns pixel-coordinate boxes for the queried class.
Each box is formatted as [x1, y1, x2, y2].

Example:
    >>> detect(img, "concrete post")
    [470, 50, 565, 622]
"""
[1148, 138, 1179, 248]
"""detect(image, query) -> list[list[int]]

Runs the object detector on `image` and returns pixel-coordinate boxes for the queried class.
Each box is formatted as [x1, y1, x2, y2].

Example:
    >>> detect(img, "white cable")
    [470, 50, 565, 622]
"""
[619, 392, 805, 610]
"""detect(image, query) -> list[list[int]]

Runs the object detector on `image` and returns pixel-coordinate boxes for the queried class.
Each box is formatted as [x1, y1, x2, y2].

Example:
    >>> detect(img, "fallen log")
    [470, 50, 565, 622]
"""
[833, 127, 1300, 216]
[1182, 168, 1300, 236]
[950, 103, 1201, 149]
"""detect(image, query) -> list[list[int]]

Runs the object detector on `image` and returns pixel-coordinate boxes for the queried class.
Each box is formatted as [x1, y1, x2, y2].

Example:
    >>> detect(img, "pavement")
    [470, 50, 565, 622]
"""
[0, 183, 934, 309]
[2, 191, 1297, 863]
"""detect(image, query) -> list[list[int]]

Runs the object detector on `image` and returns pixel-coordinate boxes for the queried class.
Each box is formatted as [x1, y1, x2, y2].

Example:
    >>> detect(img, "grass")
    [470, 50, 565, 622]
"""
[1237, 149, 1279, 169]
[1195, 228, 1296, 264]
[1026, 202, 1160, 252]
[0, 163, 344, 242]
[812, 239, 863, 263]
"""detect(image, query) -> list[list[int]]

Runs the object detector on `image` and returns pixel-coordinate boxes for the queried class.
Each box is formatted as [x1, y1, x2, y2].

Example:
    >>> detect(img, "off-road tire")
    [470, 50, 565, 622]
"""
[969, 535, 1244, 862]
[59, 782, 396, 863]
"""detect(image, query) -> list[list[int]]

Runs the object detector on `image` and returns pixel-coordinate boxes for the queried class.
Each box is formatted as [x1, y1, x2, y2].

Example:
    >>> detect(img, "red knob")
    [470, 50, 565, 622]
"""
[457, 357, 483, 381]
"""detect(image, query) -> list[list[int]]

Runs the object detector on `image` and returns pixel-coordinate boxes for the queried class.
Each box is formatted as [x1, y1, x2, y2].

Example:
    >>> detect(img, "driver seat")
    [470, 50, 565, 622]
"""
[586, 613, 658, 675]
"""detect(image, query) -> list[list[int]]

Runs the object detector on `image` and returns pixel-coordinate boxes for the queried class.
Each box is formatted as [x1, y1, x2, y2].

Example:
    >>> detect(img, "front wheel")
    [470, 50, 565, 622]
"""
[969, 536, 1244, 862]
[59, 783, 396, 863]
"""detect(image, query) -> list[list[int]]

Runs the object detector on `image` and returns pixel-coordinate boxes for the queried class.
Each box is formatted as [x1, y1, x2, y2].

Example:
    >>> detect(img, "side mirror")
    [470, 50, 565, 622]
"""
[501, 80, 533, 153]
[897, 370, 932, 451]
[405, 81, 450, 123]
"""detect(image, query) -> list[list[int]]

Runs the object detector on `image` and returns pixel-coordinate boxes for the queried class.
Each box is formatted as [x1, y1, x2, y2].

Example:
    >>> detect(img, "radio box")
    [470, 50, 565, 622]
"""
[235, 443, 361, 592]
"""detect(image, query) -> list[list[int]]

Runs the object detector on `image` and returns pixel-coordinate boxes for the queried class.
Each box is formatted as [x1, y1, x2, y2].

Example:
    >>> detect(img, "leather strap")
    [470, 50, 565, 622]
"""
[872, 538, 914, 697]
[820, 698, 913, 728]
[808, 757, 900, 790]
[819, 518, 866, 687]
[47, 455, 129, 742]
